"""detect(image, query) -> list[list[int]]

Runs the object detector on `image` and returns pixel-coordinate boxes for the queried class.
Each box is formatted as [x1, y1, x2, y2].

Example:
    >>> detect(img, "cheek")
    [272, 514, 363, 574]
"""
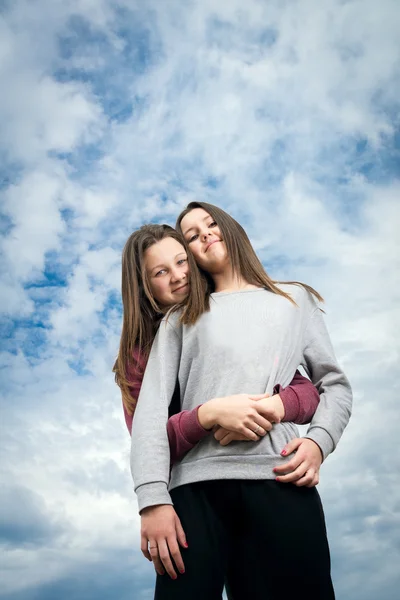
[149, 279, 170, 304]
[188, 244, 202, 263]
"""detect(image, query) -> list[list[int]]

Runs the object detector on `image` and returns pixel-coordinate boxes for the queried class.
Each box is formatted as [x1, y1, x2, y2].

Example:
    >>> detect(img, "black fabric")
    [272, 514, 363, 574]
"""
[167, 379, 181, 419]
[154, 480, 335, 600]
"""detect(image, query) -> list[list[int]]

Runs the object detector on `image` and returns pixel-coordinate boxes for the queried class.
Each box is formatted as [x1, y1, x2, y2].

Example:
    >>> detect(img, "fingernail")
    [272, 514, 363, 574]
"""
[179, 569, 185, 574]
[281, 450, 287, 456]
[276, 477, 280, 481]
[184, 542, 189, 548]
[172, 575, 177, 580]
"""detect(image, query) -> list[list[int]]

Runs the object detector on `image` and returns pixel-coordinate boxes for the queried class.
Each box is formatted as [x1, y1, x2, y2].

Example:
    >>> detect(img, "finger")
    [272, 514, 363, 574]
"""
[168, 535, 185, 574]
[214, 428, 228, 441]
[158, 539, 177, 579]
[280, 437, 302, 457]
[295, 469, 315, 487]
[249, 393, 270, 400]
[219, 434, 233, 446]
[241, 426, 260, 441]
[306, 474, 320, 488]
[149, 542, 165, 576]
[221, 433, 259, 445]
[276, 463, 308, 483]
[252, 414, 273, 433]
[141, 535, 152, 561]
[175, 516, 188, 550]
[273, 455, 303, 474]
[220, 433, 239, 446]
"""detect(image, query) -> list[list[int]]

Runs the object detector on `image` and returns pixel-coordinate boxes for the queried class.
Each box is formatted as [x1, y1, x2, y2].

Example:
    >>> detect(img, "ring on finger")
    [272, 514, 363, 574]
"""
[254, 424, 263, 435]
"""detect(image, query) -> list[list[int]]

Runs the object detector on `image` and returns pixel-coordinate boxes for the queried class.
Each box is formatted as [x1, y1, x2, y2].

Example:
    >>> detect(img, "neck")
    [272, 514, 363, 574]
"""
[212, 268, 258, 294]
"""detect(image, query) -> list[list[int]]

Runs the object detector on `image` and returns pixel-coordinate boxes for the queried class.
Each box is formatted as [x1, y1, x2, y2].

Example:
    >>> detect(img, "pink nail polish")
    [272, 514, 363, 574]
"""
[184, 542, 189, 548]
[281, 450, 287, 456]
[180, 569, 185, 574]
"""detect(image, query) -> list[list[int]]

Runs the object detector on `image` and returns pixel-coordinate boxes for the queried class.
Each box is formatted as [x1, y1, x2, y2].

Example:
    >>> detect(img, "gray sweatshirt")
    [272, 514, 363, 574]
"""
[131, 286, 352, 512]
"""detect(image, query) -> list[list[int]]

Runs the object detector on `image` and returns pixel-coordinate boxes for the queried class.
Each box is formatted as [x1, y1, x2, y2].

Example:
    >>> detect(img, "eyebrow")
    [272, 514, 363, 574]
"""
[150, 252, 187, 273]
[182, 215, 211, 237]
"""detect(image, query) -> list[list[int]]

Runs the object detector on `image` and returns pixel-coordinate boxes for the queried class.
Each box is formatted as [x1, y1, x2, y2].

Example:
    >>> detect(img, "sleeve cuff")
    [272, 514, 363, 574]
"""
[275, 385, 299, 422]
[135, 482, 173, 514]
[305, 427, 335, 461]
[180, 406, 210, 445]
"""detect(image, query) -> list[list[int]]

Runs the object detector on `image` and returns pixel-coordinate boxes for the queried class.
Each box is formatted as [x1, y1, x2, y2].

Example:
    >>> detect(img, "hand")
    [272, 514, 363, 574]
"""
[273, 438, 323, 487]
[214, 426, 256, 445]
[140, 504, 188, 579]
[198, 393, 273, 441]
[257, 393, 285, 423]
[213, 394, 285, 446]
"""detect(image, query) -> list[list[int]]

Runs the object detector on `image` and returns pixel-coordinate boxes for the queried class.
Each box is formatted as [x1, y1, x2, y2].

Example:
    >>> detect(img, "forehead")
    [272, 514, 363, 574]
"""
[180, 208, 211, 232]
[144, 237, 185, 268]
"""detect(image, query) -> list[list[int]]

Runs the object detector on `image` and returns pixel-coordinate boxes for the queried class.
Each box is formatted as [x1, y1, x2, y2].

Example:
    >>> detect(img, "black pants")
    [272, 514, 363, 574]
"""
[154, 480, 334, 600]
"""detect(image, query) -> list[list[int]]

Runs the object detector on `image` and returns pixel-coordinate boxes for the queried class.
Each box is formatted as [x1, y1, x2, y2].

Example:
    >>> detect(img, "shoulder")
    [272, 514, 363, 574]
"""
[275, 283, 320, 312]
[158, 309, 182, 338]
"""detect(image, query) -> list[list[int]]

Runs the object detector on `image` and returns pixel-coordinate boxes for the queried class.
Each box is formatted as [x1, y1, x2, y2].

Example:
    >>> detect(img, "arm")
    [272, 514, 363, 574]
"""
[131, 318, 189, 580]
[274, 304, 352, 487]
[169, 392, 276, 462]
[167, 407, 210, 464]
[126, 363, 273, 465]
[131, 318, 181, 512]
[123, 348, 147, 435]
[273, 369, 320, 424]
[124, 346, 211, 463]
[213, 371, 321, 445]
[301, 307, 352, 460]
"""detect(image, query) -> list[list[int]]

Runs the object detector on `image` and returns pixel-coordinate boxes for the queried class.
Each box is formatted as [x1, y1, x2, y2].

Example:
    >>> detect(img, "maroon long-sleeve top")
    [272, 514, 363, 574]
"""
[123, 348, 320, 464]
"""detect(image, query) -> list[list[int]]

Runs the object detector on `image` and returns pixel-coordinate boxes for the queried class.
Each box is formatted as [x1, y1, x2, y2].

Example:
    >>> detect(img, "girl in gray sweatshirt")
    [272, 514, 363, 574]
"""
[131, 202, 352, 600]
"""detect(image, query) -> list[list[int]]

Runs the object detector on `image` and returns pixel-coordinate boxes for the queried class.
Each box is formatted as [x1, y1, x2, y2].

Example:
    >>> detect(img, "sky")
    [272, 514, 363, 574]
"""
[0, 0, 399, 598]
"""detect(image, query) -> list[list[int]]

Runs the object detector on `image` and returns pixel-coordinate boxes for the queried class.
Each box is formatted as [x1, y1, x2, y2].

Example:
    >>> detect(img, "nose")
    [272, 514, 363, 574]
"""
[170, 266, 186, 282]
[201, 230, 211, 241]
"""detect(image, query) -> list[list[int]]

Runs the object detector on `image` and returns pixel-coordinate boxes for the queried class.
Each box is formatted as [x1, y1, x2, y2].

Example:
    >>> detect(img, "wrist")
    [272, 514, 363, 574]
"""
[197, 400, 217, 430]
[273, 394, 285, 421]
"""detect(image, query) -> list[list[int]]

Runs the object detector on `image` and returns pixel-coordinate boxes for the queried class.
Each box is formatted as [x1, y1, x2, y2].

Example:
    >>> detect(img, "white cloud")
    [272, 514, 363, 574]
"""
[0, 0, 399, 598]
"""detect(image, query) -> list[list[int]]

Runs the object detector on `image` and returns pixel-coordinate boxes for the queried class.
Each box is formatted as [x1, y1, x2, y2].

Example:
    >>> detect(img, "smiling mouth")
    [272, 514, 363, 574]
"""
[205, 240, 220, 252]
[173, 283, 189, 293]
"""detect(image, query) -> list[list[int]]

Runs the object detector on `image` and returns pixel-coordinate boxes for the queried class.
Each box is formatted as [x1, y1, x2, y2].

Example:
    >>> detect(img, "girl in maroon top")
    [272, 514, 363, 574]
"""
[113, 225, 320, 468]
[113, 224, 323, 598]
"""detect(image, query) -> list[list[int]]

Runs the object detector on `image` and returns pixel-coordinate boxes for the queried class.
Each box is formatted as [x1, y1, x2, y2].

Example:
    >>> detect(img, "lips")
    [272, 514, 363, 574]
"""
[173, 283, 189, 293]
[205, 240, 220, 252]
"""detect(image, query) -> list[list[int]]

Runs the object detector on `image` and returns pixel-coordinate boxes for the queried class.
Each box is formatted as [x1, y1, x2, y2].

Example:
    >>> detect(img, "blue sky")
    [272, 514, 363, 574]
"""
[0, 1, 399, 599]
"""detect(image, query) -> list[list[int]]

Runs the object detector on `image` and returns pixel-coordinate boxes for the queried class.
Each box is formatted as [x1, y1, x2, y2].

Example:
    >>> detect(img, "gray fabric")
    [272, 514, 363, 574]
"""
[131, 286, 352, 513]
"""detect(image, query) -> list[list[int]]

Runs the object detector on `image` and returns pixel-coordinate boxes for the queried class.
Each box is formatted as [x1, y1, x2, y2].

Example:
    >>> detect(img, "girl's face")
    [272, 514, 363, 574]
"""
[144, 237, 190, 308]
[180, 208, 227, 273]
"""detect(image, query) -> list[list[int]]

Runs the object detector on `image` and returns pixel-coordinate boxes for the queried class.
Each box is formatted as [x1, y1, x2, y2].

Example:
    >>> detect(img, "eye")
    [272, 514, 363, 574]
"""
[177, 258, 187, 265]
[188, 234, 198, 243]
[209, 221, 217, 228]
[155, 269, 166, 277]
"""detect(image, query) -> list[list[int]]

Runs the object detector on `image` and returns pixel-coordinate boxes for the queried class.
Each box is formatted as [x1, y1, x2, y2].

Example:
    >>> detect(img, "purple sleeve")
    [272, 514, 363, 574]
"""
[274, 370, 320, 424]
[123, 347, 146, 435]
[125, 348, 210, 464]
[123, 402, 133, 435]
[167, 406, 210, 465]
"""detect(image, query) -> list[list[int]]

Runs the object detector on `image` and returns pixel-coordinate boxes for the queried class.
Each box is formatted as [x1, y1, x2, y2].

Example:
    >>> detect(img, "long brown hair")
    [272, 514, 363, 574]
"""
[176, 201, 323, 325]
[113, 224, 190, 416]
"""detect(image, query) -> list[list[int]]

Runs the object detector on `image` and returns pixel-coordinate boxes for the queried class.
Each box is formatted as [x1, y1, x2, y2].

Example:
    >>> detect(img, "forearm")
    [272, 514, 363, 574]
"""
[302, 308, 353, 460]
[167, 407, 210, 464]
[274, 371, 320, 424]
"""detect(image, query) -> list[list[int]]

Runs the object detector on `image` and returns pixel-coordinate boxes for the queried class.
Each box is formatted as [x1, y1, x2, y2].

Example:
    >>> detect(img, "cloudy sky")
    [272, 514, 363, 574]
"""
[1, 0, 399, 598]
